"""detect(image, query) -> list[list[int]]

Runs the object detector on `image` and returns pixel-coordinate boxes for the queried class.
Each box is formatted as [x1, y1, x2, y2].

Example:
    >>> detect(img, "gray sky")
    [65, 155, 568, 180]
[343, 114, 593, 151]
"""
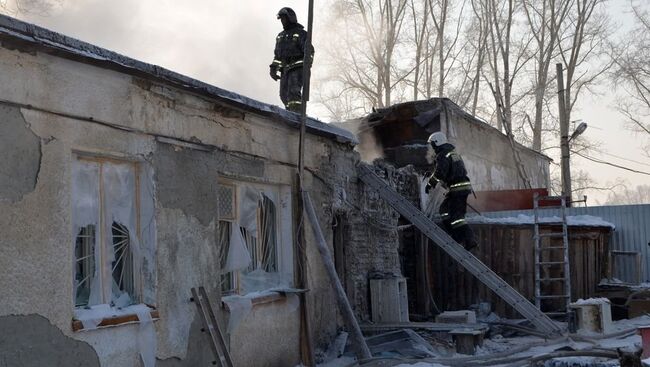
[10, 0, 650, 204]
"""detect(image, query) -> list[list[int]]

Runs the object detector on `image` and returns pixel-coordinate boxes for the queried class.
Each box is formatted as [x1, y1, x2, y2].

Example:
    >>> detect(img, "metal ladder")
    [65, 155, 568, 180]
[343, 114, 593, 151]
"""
[190, 287, 235, 367]
[533, 194, 571, 318]
[357, 164, 562, 336]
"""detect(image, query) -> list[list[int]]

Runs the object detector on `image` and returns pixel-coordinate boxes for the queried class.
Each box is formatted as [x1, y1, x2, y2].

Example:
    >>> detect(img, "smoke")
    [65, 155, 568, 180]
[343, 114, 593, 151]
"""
[357, 130, 384, 163]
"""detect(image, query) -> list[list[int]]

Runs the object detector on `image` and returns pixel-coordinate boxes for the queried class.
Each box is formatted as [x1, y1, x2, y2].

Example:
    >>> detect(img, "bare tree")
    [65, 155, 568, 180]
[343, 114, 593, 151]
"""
[558, 0, 611, 126]
[357, 0, 409, 107]
[522, 0, 571, 151]
[408, 0, 430, 100]
[611, 1, 650, 156]
[465, 0, 489, 115]
[602, 183, 650, 204]
[318, 0, 409, 116]
[483, 0, 534, 134]
[0, 0, 61, 15]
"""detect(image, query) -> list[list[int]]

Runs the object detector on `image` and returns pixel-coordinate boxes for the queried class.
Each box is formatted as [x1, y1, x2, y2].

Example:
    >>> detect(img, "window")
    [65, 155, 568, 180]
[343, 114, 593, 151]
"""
[217, 182, 293, 295]
[72, 157, 140, 308]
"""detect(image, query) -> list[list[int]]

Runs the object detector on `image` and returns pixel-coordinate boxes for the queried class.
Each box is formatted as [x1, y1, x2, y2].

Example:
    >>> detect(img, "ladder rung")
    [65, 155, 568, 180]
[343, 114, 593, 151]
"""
[537, 261, 566, 265]
[544, 312, 569, 316]
[538, 277, 567, 282]
[536, 222, 566, 226]
[537, 295, 571, 299]
[538, 246, 567, 251]
[537, 233, 565, 238]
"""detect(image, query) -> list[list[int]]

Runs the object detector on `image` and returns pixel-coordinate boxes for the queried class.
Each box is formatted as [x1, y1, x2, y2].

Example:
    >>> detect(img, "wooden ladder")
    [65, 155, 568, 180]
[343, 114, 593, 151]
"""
[190, 287, 235, 367]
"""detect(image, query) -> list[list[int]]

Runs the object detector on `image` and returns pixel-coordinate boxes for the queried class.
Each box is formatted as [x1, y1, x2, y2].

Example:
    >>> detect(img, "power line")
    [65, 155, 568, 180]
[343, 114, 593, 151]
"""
[572, 151, 650, 176]
[596, 150, 650, 168]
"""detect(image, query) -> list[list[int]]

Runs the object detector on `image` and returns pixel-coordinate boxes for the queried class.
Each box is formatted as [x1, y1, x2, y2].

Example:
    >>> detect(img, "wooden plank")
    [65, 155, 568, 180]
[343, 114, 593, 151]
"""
[360, 322, 488, 333]
[303, 192, 372, 360]
[72, 309, 159, 332]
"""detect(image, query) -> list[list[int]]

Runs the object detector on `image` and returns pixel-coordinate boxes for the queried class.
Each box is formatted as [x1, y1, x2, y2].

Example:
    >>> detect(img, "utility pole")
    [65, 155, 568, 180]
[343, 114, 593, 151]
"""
[296, 1, 316, 365]
[556, 63, 571, 207]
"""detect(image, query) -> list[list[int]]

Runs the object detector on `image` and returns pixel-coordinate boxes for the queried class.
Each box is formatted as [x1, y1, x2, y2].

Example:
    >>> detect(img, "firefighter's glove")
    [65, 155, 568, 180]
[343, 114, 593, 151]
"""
[269, 66, 280, 81]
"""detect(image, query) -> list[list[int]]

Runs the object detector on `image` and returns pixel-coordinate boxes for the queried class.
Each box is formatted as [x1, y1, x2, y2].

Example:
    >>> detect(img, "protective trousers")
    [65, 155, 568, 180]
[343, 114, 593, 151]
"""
[280, 67, 303, 112]
[439, 190, 477, 250]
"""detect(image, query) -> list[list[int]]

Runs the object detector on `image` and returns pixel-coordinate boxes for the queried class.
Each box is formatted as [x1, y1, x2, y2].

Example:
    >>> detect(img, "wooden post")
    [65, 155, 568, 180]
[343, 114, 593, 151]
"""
[303, 191, 373, 360]
[557, 63, 571, 206]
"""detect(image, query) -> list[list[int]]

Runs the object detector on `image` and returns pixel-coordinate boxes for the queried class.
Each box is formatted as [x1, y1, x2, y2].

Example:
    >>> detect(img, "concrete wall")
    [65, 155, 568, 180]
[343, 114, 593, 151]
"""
[441, 103, 550, 191]
[0, 42, 349, 366]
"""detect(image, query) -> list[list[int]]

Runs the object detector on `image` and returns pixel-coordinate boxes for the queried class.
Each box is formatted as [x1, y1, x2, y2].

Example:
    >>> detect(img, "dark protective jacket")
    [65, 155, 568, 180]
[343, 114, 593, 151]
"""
[270, 23, 314, 72]
[428, 143, 472, 192]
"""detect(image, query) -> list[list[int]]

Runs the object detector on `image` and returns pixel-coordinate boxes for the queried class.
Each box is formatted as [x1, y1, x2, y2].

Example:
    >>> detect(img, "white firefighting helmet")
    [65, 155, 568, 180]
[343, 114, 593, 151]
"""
[427, 132, 447, 147]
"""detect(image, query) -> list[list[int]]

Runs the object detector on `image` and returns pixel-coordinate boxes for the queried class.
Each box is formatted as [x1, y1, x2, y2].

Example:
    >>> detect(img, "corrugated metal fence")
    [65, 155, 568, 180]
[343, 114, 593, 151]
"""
[476, 204, 650, 283]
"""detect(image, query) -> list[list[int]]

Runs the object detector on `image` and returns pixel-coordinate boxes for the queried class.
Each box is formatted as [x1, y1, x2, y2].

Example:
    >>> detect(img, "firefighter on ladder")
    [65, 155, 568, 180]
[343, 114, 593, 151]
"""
[425, 132, 479, 252]
[269, 7, 314, 112]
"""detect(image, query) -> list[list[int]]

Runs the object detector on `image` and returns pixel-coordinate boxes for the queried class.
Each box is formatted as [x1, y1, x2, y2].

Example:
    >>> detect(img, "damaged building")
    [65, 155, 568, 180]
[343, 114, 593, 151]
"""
[0, 14, 401, 367]
[1, 12, 648, 367]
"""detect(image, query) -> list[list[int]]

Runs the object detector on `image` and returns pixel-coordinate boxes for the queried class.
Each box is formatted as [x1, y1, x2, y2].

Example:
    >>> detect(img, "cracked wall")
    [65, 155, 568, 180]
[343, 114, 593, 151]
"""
[0, 104, 41, 203]
[0, 43, 343, 367]
[314, 148, 406, 323]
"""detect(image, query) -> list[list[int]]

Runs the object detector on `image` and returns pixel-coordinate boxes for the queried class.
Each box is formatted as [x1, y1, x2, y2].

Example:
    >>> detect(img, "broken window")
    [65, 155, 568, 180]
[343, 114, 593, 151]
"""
[218, 181, 293, 295]
[72, 157, 140, 308]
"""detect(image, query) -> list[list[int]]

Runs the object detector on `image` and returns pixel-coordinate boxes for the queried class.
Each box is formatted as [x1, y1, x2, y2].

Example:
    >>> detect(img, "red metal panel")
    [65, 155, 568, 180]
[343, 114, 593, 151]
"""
[468, 188, 550, 212]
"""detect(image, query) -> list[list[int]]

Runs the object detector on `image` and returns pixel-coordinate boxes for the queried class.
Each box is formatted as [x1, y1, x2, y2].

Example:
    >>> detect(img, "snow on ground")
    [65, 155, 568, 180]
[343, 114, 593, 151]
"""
[314, 316, 650, 367]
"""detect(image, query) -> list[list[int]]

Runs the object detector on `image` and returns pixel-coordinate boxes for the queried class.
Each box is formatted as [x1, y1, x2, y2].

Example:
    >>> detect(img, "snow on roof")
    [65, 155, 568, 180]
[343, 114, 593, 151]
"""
[468, 214, 615, 229]
[0, 14, 358, 145]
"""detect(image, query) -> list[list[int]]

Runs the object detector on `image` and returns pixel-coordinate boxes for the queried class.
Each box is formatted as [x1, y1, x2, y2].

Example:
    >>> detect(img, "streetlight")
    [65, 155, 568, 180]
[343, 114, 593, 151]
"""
[569, 121, 588, 142]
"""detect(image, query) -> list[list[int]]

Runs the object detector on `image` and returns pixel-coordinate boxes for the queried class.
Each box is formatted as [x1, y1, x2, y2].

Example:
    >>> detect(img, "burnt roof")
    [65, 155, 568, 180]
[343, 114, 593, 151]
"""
[355, 98, 552, 161]
[0, 14, 357, 145]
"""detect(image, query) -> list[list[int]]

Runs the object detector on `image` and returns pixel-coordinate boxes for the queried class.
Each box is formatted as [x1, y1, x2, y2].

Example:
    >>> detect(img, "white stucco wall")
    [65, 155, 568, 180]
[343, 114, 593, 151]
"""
[0, 41, 341, 367]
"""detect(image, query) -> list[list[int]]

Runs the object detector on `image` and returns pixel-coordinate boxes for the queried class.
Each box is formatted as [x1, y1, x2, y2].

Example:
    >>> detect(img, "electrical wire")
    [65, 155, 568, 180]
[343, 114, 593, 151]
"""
[596, 150, 650, 168]
[572, 151, 650, 176]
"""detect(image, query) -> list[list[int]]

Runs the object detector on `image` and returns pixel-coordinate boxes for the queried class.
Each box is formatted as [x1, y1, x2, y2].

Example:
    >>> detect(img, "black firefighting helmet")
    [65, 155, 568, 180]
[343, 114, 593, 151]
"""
[277, 7, 298, 24]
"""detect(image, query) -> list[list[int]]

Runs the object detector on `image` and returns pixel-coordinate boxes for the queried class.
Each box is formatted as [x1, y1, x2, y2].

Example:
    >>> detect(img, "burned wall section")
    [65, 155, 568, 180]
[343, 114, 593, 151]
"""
[0, 103, 41, 203]
[316, 149, 414, 322]
[339, 99, 551, 192]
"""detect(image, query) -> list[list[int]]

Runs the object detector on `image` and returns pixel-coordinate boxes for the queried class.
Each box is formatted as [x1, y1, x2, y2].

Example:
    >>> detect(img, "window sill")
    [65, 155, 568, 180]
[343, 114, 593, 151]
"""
[221, 289, 307, 311]
[72, 306, 159, 332]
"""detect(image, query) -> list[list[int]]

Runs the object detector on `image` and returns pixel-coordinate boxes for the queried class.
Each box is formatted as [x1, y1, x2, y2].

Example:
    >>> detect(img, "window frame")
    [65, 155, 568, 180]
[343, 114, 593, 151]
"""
[217, 178, 293, 296]
[72, 155, 142, 308]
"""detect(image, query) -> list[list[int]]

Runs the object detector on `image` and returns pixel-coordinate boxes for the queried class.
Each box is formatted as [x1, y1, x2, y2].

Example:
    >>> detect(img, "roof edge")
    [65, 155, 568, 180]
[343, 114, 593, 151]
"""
[0, 14, 358, 145]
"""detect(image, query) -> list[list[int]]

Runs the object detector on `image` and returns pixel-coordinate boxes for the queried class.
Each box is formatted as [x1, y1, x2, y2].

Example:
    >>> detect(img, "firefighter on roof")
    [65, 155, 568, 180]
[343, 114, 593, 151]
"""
[425, 132, 479, 252]
[269, 7, 314, 112]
